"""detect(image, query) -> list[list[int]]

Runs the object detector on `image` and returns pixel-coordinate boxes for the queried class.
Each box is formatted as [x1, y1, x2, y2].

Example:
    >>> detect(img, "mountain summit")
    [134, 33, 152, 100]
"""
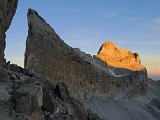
[24, 9, 147, 101]
[96, 41, 145, 73]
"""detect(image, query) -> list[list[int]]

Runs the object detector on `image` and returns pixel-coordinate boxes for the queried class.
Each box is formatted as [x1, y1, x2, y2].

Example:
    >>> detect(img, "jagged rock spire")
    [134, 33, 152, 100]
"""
[25, 9, 147, 101]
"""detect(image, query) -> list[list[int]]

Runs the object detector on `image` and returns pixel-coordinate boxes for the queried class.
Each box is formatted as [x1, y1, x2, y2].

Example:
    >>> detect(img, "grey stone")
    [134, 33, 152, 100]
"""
[14, 91, 31, 114]
[20, 75, 30, 82]
[0, 0, 19, 64]
[54, 82, 71, 101]
[24, 9, 148, 101]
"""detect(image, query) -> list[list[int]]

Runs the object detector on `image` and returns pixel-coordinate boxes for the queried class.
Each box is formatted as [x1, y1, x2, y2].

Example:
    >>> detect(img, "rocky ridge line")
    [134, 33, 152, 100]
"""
[25, 9, 148, 101]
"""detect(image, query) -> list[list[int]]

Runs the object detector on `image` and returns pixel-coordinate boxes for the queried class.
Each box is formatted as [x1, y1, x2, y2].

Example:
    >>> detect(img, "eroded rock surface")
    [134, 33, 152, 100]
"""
[95, 41, 146, 75]
[25, 9, 147, 100]
[0, 0, 19, 64]
[0, 64, 101, 120]
[85, 79, 160, 120]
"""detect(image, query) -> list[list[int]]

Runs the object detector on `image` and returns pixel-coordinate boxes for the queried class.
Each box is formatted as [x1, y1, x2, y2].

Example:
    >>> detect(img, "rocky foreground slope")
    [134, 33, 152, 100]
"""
[0, 0, 19, 64]
[85, 78, 160, 120]
[25, 9, 147, 101]
[0, 63, 101, 120]
[0, 63, 159, 120]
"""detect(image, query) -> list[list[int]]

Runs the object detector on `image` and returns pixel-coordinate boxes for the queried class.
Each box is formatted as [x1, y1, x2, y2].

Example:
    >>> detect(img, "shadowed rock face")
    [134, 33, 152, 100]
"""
[96, 41, 146, 75]
[0, 64, 101, 120]
[25, 9, 148, 100]
[86, 78, 160, 120]
[0, 0, 19, 64]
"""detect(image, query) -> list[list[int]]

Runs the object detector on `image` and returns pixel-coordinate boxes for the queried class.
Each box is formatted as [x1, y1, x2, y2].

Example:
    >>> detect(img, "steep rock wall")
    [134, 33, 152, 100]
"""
[0, 0, 19, 64]
[25, 9, 148, 100]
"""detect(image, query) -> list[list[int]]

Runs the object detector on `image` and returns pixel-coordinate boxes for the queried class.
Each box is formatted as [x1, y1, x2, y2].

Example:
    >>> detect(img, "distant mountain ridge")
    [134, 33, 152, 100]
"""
[95, 41, 146, 75]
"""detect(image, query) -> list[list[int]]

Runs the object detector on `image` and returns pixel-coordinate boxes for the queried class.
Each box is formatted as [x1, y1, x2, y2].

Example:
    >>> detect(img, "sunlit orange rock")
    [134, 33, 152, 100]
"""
[96, 41, 145, 71]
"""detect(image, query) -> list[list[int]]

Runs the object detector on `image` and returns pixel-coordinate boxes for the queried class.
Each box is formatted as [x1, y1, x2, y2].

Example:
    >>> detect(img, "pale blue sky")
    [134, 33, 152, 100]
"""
[6, 0, 160, 80]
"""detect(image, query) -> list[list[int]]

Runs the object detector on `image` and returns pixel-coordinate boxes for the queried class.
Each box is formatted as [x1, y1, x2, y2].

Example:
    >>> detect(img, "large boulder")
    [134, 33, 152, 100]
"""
[0, 0, 19, 64]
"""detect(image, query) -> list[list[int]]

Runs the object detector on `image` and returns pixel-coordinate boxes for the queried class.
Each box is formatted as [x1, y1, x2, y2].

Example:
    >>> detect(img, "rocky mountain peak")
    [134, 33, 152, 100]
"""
[25, 9, 148, 101]
[28, 8, 37, 14]
[101, 41, 116, 47]
[97, 41, 116, 54]
[0, 1, 160, 119]
[96, 41, 145, 72]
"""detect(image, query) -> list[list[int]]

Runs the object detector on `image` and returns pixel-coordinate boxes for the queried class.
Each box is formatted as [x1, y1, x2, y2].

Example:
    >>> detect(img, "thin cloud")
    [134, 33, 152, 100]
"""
[80, 28, 103, 38]
[149, 17, 160, 30]
[103, 11, 119, 18]
[47, 7, 120, 19]
[115, 40, 160, 45]
[126, 17, 142, 23]
[128, 17, 136, 21]
[17, 42, 25, 48]
[63, 27, 106, 54]
[48, 8, 78, 13]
